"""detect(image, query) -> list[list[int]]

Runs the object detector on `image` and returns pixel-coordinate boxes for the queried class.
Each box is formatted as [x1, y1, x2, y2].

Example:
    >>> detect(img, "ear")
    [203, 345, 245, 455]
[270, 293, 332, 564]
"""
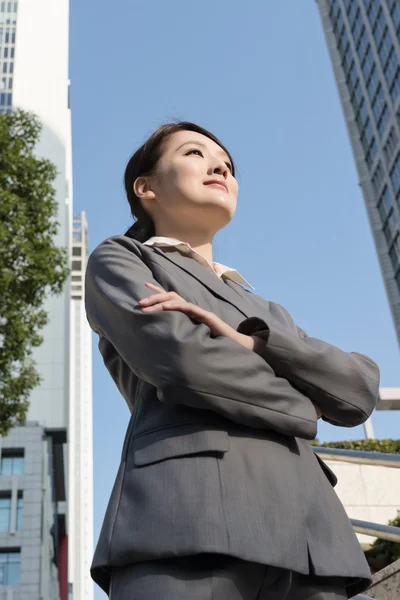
[133, 176, 156, 201]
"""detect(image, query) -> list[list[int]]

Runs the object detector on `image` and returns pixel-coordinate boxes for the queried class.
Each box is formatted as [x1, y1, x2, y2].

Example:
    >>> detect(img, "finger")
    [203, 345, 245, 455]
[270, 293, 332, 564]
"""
[144, 282, 165, 293]
[162, 301, 209, 320]
[140, 300, 186, 313]
[141, 300, 189, 313]
[139, 292, 172, 306]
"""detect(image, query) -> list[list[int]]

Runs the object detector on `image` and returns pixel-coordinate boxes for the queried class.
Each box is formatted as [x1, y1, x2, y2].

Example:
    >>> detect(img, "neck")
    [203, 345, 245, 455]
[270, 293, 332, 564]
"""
[154, 228, 214, 267]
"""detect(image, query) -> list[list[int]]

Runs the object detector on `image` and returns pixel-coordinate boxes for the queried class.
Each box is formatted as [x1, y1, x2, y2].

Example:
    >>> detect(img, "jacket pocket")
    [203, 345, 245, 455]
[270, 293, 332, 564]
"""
[314, 453, 338, 487]
[133, 424, 230, 467]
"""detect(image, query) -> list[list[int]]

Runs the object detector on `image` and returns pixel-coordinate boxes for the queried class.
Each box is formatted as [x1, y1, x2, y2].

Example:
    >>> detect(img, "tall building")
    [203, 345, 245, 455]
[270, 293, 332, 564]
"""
[69, 213, 94, 600]
[316, 0, 400, 345]
[0, 2, 93, 600]
[0, 425, 66, 600]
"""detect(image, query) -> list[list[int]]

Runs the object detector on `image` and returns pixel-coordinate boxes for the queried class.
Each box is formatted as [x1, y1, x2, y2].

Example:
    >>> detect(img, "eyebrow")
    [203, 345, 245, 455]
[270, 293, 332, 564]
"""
[175, 140, 230, 161]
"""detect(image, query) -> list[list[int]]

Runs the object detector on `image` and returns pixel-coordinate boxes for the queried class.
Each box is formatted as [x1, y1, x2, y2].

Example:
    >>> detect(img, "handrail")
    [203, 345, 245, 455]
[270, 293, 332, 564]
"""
[310, 446, 400, 599]
[313, 446, 400, 468]
[351, 518, 400, 543]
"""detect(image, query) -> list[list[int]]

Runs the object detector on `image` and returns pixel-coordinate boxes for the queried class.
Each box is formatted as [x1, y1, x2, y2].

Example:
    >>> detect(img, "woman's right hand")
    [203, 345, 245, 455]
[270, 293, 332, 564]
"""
[139, 282, 256, 349]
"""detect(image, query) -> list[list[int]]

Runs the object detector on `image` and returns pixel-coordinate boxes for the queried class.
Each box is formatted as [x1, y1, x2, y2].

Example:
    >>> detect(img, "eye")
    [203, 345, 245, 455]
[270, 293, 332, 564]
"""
[225, 161, 233, 173]
[185, 148, 203, 157]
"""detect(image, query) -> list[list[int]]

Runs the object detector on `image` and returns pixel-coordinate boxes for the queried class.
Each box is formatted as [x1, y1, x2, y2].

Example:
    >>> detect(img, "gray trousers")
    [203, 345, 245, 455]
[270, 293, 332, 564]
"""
[109, 555, 348, 599]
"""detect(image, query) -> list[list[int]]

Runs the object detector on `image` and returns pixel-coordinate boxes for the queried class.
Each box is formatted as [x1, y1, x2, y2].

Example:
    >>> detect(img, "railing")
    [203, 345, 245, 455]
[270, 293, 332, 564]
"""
[313, 446, 400, 600]
[313, 446, 400, 468]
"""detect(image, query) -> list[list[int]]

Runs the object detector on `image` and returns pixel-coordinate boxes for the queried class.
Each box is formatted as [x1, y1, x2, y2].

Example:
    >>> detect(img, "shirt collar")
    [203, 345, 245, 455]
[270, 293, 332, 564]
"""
[143, 236, 254, 290]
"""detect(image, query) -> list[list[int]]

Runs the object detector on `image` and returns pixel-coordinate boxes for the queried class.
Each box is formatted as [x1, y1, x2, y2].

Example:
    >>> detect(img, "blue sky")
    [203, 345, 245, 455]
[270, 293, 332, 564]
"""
[70, 1, 399, 597]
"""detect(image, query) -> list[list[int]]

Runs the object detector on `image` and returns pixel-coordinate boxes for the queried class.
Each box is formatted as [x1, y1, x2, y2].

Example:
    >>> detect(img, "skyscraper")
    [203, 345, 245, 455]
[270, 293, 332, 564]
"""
[316, 0, 400, 345]
[69, 213, 94, 600]
[0, 2, 93, 599]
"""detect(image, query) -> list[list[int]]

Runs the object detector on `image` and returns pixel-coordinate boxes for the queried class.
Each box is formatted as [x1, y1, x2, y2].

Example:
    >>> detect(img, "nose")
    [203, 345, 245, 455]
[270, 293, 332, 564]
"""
[208, 157, 229, 179]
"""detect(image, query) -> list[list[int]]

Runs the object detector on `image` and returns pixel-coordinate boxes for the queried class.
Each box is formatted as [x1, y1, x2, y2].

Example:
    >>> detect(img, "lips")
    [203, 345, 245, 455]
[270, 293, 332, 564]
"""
[204, 180, 228, 193]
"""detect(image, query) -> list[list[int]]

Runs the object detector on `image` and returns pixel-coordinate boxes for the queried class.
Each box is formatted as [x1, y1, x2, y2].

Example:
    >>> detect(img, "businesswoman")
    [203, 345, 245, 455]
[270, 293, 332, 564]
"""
[85, 122, 380, 600]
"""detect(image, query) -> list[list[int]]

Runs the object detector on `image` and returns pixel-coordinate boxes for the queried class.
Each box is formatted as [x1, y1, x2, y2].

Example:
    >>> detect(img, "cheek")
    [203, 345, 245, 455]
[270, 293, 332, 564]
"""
[231, 179, 239, 197]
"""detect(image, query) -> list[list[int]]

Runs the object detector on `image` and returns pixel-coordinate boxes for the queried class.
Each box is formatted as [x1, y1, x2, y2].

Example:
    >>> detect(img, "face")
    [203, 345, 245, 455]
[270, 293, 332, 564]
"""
[136, 130, 238, 237]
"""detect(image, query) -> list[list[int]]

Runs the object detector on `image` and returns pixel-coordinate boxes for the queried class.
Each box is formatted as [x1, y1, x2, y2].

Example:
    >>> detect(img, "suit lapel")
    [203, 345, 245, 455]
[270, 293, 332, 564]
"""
[148, 246, 253, 318]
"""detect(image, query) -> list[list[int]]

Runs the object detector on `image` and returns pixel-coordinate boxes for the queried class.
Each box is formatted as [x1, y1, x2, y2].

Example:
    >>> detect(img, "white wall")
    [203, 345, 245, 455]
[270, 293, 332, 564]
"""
[12, 0, 73, 429]
[328, 460, 400, 545]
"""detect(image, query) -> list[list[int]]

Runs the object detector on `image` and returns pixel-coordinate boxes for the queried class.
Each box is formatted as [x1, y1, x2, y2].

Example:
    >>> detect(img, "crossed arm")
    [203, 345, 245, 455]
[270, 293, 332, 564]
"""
[85, 237, 380, 439]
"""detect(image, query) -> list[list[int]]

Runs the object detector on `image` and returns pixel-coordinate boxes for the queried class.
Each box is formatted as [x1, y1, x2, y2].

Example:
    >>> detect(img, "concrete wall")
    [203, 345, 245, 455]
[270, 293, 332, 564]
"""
[327, 459, 400, 545]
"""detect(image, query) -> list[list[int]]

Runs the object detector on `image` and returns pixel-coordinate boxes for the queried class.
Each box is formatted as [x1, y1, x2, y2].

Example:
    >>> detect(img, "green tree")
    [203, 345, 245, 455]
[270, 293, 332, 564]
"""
[0, 110, 69, 435]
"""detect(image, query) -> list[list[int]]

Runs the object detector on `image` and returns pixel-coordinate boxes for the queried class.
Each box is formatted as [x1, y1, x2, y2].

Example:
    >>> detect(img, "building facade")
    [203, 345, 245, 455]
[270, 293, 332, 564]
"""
[0, 2, 93, 599]
[0, 425, 65, 600]
[69, 213, 93, 600]
[316, 0, 400, 345]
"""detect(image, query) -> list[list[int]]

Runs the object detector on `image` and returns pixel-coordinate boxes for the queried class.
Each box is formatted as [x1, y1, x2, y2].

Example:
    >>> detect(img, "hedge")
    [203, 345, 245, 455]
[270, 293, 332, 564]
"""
[311, 439, 400, 573]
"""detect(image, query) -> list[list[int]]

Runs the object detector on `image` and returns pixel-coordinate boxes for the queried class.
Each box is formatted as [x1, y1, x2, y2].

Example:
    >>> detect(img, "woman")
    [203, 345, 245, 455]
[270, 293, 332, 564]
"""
[85, 122, 380, 600]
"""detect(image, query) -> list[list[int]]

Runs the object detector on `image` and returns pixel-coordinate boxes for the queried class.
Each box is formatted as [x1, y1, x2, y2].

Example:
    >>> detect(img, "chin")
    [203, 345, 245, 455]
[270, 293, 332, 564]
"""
[203, 201, 236, 228]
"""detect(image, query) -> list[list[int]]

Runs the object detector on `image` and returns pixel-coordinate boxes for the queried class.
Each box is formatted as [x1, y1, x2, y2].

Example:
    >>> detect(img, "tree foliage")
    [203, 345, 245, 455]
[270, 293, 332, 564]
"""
[0, 110, 69, 435]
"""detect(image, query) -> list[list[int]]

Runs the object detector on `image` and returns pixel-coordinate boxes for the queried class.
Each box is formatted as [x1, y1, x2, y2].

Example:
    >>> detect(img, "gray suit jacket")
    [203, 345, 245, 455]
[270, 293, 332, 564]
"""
[85, 235, 380, 598]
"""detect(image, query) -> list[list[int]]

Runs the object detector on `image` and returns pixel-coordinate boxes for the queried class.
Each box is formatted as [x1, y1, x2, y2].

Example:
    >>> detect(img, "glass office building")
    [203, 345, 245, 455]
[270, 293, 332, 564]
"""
[0, 1, 17, 113]
[316, 0, 400, 345]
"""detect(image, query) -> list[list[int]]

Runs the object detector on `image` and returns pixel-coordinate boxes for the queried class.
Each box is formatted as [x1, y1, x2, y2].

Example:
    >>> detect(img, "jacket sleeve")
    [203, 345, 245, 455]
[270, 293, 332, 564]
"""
[237, 305, 380, 428]
[85, 237, 319, 439]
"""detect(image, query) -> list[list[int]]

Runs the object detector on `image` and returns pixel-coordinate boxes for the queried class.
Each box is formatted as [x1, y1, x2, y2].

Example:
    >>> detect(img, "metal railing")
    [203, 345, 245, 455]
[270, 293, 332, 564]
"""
[313, 446, 400, 600]
[351, 518, 400, 543]
[313, 446, 400, 468]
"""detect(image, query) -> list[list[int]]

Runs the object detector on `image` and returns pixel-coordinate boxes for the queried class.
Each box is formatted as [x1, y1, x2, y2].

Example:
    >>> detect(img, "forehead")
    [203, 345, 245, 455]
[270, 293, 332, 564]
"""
[167, 130, 229, 158]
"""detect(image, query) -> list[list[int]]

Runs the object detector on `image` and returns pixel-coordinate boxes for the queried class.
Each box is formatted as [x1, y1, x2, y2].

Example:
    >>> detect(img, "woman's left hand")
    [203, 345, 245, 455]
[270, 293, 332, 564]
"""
[139, 282, 256, 351]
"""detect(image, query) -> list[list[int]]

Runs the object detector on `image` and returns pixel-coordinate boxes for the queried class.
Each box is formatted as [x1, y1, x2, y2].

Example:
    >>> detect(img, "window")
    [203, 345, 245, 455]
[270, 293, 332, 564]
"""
[367, 0, 380, 27]
[378, 29, 393, 68]
[378, 186, 393, 222]
[372, 161, 385, 194]
[391, 153, 400, 197]
[356, 99, 369, 132]
[391, 2, 400, 31]
[348, 1, 358, 26]
[366, 138, 378, 168]
[389, 234, 400, 271]
[72, 246, 81, 256]
[396, 269, 400, 293]
[329, 0, 340, 21]
[0, 450, 24, 476]
[372, 84, 385, 123]
[372, 9, 386, 48]
[0, 551, 20, 586]
[377, 104, 390, 138]
[362, 119, 374, 153]
[367, 65, 380, 101]
[343, 44, 354, 75]
[351, 80, 363, 113]
[71, 260, 81, 271]
[338, 27, 349, 59]
[385, 48, 399, 87]
[347, 61, 359, 92]
[0, 495, 11, 532]
[390, 68, 400, 103]
[383, 128, 399, 166]
[356, 27, 369, 61]
[383, 210, 398, 244]
[352, 10, 363, 44]
[362, 46, 374, 81]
